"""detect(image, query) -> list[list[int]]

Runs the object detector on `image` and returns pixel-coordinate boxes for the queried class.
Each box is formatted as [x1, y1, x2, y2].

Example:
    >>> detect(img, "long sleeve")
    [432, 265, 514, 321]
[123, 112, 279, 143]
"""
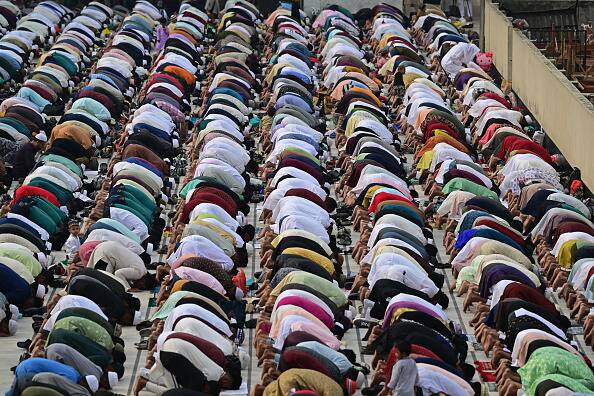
[387, 361, 402, 390]
[63, 235, 80, 256]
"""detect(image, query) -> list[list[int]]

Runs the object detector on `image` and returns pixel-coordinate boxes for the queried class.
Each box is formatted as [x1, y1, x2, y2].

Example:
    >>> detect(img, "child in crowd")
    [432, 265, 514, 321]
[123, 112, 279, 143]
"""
[63, 220, 81, 257]
[384, 340, 419, 396]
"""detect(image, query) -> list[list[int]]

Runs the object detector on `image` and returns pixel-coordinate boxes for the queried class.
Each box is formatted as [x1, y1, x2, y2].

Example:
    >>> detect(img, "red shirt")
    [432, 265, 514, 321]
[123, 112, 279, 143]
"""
[277, 158, 324, 185]
[423, 121, 457, 142]
[551, 221, 594, 245]
[497, 135, 552, 163]
[181, 187, 238, 223]
[368, 191, 414, 213]
[12, 185, 60, 207]
[500, 283, 558, 317]
[384, 344, 443, 380]
[474, 218, 526, 247]
[148, 73, 184, 93]
[285, 188, 328, 211]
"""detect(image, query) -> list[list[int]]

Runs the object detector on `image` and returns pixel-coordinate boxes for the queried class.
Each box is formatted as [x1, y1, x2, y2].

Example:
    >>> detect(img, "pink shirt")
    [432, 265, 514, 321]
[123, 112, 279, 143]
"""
[172, 267, 226, 296]
[79, 240, 104, 265]
[276, 296, 334, 330]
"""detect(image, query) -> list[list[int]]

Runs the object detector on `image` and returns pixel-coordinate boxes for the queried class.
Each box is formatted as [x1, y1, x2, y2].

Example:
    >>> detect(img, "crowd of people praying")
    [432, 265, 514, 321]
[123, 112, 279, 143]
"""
[0, 0, 590, 396]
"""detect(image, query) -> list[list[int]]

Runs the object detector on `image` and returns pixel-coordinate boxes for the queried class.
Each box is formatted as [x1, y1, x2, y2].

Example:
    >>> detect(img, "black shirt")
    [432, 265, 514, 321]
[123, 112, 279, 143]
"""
[11, 142, 37, 179]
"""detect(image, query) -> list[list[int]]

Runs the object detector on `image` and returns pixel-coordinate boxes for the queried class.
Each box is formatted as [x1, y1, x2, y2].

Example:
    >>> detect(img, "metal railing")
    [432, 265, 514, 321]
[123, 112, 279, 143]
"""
[498, 0, 580, 28]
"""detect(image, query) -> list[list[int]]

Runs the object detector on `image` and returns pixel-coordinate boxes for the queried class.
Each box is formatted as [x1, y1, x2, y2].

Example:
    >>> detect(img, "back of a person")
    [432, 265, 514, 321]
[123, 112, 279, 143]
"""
[393, 357, 418, 396]
[11, 142, 35, 180]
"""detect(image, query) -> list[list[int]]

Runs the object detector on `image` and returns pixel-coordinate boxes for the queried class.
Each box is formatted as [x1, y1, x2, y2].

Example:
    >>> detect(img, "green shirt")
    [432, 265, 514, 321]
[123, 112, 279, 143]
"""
[55, 307, 114, 336]
[53, 316, 114, 351]
[518, 347, 594, 396]
[46, 328, 112, 368]
[272, 271, 347, 308]
[151, 291, 190, 320]
[442, 177, 499, 201]
[39, 154, 83, 177]
[95, 218, 141, 244]
[27, 177, 73, 205]
[0, 247, 42, 277]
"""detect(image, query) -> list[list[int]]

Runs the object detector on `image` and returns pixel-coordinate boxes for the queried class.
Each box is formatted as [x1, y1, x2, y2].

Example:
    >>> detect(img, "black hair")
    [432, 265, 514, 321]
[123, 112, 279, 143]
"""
[225, 355, 243, 389]
[325, 196, 337, 213]
[395, 340, 412, 356]
[433, 290, 449, 309]
[240, 224, 256, 242]
[94, 259, 109, 271]
[471, 381, 482, 396]
[460, 362, 476, 381]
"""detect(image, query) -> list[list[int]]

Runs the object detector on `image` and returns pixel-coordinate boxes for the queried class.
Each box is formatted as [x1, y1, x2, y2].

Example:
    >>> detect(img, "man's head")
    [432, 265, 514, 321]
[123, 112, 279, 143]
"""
[129, 273, 159, 290]
[32, 132, 48, 150]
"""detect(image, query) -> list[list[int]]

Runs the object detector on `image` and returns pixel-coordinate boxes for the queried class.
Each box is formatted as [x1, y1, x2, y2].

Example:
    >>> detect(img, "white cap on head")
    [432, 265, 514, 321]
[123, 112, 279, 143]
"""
[8, 319, 17, 335]
[85, 375, 99, 392]
[238, 348, 250, 369]
[356, 371, 365, 388]
[107, 371, 118, 388]
[34, 132, 48, 142]
[36, 284, 46, 299]
[36, 253, 47, 267]
[9, 304, 18, 319]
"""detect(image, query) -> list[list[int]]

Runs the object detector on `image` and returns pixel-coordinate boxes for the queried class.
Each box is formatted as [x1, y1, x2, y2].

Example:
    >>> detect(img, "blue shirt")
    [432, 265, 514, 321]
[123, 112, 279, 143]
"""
[275, 93, 313, 113]
[5, 358, 81, 396]
[277, 133, 319, 151]
[0, 263, 30, 305]
[122, 157, 165, 180]
[279, 68, 312, 85]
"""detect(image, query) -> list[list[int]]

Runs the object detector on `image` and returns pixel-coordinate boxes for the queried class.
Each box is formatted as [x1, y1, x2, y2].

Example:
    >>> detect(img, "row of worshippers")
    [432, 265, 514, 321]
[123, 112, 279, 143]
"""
[0, 1, 124, 340]
[250, 3, 377, 396]
[325, 4, 484, 396]
[1, 1, 121, 183]
[131, 0, 266, 394]
[0, 1, 21, 33]
[0, 1, 71, 88]
[408, 6, 594, 396]
[2, 2, 168, 396]
[0, 2, 74, 174]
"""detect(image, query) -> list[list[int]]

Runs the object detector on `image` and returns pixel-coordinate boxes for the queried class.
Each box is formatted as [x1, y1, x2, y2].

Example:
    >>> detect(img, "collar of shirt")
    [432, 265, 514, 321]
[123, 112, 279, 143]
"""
[168, 235, 234, 272]
[164, 303, 232, 337]
[272, 196, 331, 227]
[113, 162, 164, 191]
[189, 202, 239, 231]
[273, 215, 330, 244]
[109, 207, 149, 241]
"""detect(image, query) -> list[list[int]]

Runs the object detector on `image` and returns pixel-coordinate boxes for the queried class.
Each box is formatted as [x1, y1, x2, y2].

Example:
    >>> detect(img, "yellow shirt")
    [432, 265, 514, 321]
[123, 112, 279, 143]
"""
[345, 111, 380, 137]
[557, 240, 579, 269]
[417, 150, 435, 170]
[363, 185, 384, 208]
[281, 247, 335, 276]
[271, 230, 333, 257]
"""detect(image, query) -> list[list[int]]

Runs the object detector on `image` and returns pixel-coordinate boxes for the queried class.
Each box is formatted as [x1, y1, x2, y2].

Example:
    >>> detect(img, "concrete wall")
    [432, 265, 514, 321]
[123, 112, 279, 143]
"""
[511, 30, 594, 190]
[484, 1, 512, 79]
[483, 0, 594, 190]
